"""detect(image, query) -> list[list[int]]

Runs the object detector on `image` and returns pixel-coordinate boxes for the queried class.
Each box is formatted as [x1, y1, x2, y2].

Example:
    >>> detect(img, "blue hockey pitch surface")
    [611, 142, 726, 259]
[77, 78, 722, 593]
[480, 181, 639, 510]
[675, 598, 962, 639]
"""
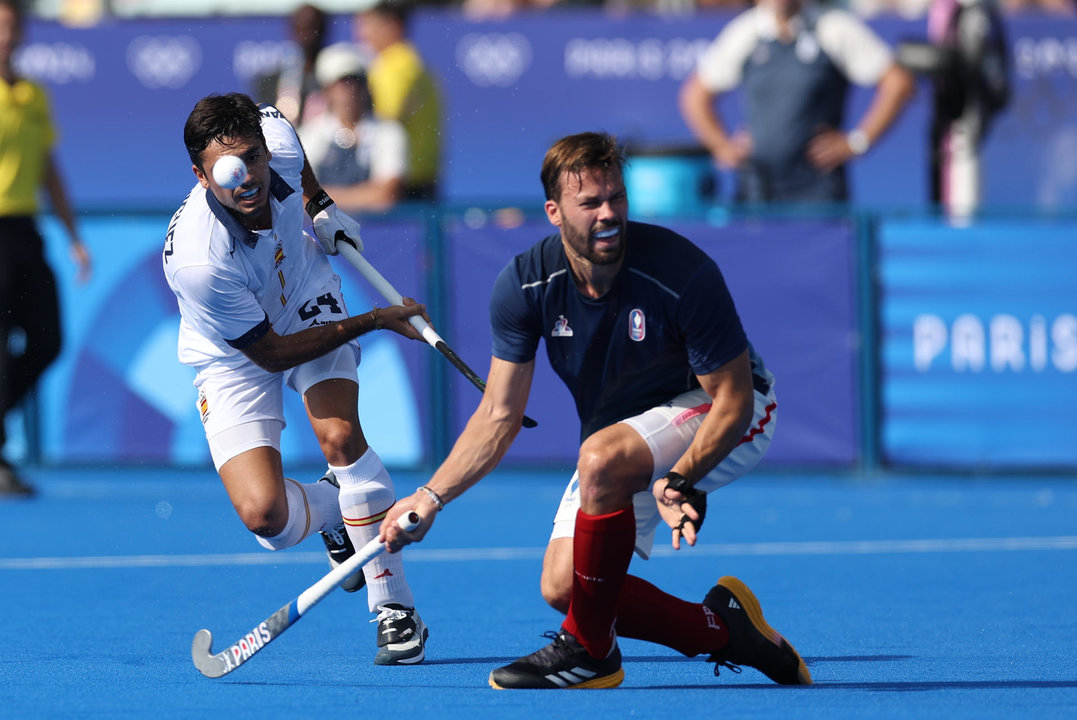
[2, 467, 1076, 719]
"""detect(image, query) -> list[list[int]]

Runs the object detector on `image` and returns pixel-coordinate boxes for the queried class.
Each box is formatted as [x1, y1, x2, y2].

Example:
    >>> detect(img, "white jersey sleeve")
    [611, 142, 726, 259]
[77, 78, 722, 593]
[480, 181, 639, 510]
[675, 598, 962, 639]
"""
[695, 9, 764, 93]
[259, 105, 306, 179]
[815, 9, 894, 86]
[172, 262, 268, 348]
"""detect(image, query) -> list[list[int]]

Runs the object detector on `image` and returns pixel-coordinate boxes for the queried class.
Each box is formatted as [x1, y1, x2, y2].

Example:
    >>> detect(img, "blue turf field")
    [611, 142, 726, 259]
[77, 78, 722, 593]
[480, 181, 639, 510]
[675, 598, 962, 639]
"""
[2, 467, 1076, 719]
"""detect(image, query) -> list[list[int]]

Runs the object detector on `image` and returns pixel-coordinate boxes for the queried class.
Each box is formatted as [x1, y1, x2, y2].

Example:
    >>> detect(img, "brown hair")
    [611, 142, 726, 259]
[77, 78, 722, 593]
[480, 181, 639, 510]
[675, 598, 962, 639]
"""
[183, 93, 266, 168]
[540, 132, 625, 202]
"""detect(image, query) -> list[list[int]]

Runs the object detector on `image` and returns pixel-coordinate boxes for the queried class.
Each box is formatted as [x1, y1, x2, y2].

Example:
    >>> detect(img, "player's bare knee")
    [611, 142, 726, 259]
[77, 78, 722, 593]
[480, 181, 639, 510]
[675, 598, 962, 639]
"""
[234, 500, 287, 537]
[317, 423, 364, 466]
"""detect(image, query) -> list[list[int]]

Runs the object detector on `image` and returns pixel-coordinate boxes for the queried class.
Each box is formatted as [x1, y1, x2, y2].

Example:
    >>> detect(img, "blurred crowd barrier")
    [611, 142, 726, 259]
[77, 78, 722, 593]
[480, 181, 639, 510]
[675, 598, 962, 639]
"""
[7, 206, 1074, 474]
[16, 9, 1077, 212]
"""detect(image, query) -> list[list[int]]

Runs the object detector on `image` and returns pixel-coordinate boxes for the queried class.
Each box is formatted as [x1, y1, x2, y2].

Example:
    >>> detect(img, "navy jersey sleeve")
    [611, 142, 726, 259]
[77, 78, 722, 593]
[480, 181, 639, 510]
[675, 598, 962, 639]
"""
[489, 260, 543, 363]
[679, 259, 748, 375]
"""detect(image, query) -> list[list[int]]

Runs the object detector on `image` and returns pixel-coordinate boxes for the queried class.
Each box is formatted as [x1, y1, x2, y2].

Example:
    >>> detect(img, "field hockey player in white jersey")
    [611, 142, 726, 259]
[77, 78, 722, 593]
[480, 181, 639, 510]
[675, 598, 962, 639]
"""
[163, 92, 430, 666]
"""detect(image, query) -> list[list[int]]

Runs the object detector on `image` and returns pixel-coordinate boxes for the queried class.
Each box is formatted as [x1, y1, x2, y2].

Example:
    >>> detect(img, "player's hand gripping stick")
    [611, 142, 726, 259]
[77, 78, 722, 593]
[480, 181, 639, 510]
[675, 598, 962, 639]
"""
[335, 234, 537, 429]
[191, 512, 421, 678]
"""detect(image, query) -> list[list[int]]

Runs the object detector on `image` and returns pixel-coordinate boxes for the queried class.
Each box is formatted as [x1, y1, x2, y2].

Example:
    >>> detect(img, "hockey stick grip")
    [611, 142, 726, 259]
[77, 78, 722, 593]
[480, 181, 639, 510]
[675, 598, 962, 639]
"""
[296, 511, 420, 613]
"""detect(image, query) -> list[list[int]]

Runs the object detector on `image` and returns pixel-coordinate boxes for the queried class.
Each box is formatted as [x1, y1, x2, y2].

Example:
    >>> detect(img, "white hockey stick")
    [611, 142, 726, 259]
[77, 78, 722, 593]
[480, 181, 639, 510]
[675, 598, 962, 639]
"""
[191, 511, 420, 678]
[335, 239, 537, 428]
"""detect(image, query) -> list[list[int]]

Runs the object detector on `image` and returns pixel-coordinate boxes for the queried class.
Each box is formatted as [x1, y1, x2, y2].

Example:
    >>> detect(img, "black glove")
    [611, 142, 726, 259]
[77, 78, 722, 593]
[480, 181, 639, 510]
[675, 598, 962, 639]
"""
[664, 471, 706, 533]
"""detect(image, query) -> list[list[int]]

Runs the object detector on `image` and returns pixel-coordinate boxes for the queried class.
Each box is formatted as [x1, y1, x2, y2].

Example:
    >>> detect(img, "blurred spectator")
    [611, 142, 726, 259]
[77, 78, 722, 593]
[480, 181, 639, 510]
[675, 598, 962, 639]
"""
[926, 0, 1010, 214]
[0, 0, 91, 496]
[679, 0, 915, 204]
[848, 0, 932, 18]
[252, 3, 330, 127]
[999, 0, 1074, 13]
[462, 0, 749, 15]
[299, 43, 407, 214]
[354, 1, 442, 200]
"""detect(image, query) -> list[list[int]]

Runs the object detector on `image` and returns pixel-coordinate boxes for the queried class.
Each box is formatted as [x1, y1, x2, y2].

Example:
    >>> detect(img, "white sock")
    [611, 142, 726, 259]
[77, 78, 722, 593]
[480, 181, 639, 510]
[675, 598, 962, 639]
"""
[331, 448, 415, 613]
[254, 477, 340, 550]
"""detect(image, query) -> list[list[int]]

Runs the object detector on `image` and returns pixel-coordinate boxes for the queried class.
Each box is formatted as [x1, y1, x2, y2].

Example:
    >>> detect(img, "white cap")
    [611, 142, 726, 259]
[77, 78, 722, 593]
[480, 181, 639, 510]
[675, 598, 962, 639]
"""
[316, 43, 368, 87]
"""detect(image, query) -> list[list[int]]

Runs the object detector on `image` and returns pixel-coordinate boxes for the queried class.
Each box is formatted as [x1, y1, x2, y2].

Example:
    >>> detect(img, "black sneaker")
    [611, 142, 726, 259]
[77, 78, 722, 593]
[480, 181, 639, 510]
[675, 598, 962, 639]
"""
[489, 630, 624, 689]
[0, 459, 34, 498]
[703, 576, 812, 685]
[373, 603, 428, 665]
[317, 472, 364, 593]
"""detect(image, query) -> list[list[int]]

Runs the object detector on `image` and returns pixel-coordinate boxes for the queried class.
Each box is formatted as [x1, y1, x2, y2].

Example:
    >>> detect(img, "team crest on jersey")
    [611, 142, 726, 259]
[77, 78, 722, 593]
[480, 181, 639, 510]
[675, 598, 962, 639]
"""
[629, 309, 646, 342]
[273, 242, 285, 269]
[551, 315, 574, 337]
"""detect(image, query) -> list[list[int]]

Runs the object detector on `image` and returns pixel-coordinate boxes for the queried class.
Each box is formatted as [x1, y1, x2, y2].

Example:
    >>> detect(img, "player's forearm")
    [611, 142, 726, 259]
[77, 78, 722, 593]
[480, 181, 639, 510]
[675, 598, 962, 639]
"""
[424, 402, 523, 505]
[669, 352, 755, 483]
[242, 311, 380, 373]
[299, 155, 323, 206]
[671, 396, 753, 484]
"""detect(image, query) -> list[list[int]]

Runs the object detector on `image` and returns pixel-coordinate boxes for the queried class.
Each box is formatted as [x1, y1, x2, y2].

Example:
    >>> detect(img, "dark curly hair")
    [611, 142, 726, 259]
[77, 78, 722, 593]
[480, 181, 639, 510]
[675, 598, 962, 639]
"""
[183, 93, 266, 169]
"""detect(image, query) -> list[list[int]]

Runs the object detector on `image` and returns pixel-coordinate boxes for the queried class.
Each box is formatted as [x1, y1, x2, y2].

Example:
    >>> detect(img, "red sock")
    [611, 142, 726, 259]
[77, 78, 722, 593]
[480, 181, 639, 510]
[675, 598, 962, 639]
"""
[561, 507, 636, 659]
[616, 575, 729, 657]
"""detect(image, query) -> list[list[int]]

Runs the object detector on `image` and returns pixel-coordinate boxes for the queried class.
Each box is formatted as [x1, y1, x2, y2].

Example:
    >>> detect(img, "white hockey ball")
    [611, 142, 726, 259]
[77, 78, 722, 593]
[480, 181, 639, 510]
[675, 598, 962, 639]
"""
[212, 155, 247, 189]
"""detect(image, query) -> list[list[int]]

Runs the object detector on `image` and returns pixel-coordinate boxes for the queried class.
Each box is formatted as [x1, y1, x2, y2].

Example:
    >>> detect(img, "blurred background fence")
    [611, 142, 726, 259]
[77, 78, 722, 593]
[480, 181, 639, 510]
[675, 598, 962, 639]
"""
[6, 7, 1077, 473]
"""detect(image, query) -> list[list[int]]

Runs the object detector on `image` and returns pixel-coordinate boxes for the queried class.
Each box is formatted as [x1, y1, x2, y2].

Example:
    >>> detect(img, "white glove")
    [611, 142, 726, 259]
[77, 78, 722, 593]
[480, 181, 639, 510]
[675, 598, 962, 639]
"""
[311, 201, 364, 255]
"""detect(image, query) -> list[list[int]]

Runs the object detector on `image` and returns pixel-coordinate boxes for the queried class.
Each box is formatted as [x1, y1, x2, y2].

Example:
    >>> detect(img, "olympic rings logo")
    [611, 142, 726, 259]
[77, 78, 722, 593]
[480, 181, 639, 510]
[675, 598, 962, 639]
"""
[126, 35, 202, 90]
[456, 32, 532, 87]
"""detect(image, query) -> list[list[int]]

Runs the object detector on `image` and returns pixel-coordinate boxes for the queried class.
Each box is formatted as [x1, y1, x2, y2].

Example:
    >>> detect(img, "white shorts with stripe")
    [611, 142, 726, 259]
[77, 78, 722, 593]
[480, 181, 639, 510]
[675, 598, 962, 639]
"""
[550, 383, 778, 559]
[194, 280, 362, 471]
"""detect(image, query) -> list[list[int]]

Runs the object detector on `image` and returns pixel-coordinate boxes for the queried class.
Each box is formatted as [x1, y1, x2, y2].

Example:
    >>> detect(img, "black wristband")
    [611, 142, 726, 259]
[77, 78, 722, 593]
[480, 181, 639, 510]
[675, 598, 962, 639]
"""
[305, 189, 334, 219]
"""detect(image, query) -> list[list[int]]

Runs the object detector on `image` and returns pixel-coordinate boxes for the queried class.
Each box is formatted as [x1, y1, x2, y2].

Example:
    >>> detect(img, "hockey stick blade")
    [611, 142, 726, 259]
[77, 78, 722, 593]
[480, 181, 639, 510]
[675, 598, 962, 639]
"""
[191, 511, 420, 678]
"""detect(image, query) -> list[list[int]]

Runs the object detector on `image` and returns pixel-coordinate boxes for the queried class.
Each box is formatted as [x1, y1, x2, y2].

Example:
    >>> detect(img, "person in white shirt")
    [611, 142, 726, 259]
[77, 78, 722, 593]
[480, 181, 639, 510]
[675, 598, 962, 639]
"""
[680, 0, 914, 203]
[162, 92, 429, 665]
[300, 43, 408, 214]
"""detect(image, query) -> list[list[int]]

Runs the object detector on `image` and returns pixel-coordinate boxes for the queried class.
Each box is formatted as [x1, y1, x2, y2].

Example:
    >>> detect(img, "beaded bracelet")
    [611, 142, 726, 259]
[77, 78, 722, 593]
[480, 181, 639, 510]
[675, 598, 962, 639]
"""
[418, 485, 445, 511]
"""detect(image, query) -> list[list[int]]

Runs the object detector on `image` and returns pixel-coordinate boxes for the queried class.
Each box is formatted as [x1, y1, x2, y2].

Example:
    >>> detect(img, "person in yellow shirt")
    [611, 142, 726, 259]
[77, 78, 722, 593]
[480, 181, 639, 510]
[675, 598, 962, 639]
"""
[354, 1, 441, 200]
[0, 0, 91, 496]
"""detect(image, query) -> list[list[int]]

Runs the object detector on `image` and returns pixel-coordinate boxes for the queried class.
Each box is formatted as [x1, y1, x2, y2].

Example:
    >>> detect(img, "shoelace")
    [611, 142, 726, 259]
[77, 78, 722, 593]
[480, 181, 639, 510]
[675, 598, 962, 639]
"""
[371, 606, 411, 625]
[706, 655, 743, 677]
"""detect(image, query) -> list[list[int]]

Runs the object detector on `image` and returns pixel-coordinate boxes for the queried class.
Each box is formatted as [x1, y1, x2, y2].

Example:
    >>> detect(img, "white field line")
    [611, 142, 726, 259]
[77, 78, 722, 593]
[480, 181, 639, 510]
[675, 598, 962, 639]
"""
[1, 536, 1076, 571]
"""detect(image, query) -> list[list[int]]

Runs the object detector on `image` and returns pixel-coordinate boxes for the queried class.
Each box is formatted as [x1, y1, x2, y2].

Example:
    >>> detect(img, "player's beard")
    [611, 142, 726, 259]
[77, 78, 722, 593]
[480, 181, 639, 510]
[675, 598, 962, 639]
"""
[563, 219, 626, 267]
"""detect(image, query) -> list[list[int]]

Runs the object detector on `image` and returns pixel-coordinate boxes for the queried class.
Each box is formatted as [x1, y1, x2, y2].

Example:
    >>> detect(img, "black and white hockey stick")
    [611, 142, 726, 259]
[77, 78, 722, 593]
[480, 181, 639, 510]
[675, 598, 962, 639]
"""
[335, 238, 537, 429]
[191, 511, 420, 678]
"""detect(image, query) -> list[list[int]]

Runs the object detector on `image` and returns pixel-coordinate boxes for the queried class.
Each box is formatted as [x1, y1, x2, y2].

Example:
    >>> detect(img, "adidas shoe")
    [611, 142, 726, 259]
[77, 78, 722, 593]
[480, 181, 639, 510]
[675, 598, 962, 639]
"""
[373, 603, 428, 665]
[489, 630, 624, 690]
[317, 473, 364, 593]
[703, 576, 812, 685]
